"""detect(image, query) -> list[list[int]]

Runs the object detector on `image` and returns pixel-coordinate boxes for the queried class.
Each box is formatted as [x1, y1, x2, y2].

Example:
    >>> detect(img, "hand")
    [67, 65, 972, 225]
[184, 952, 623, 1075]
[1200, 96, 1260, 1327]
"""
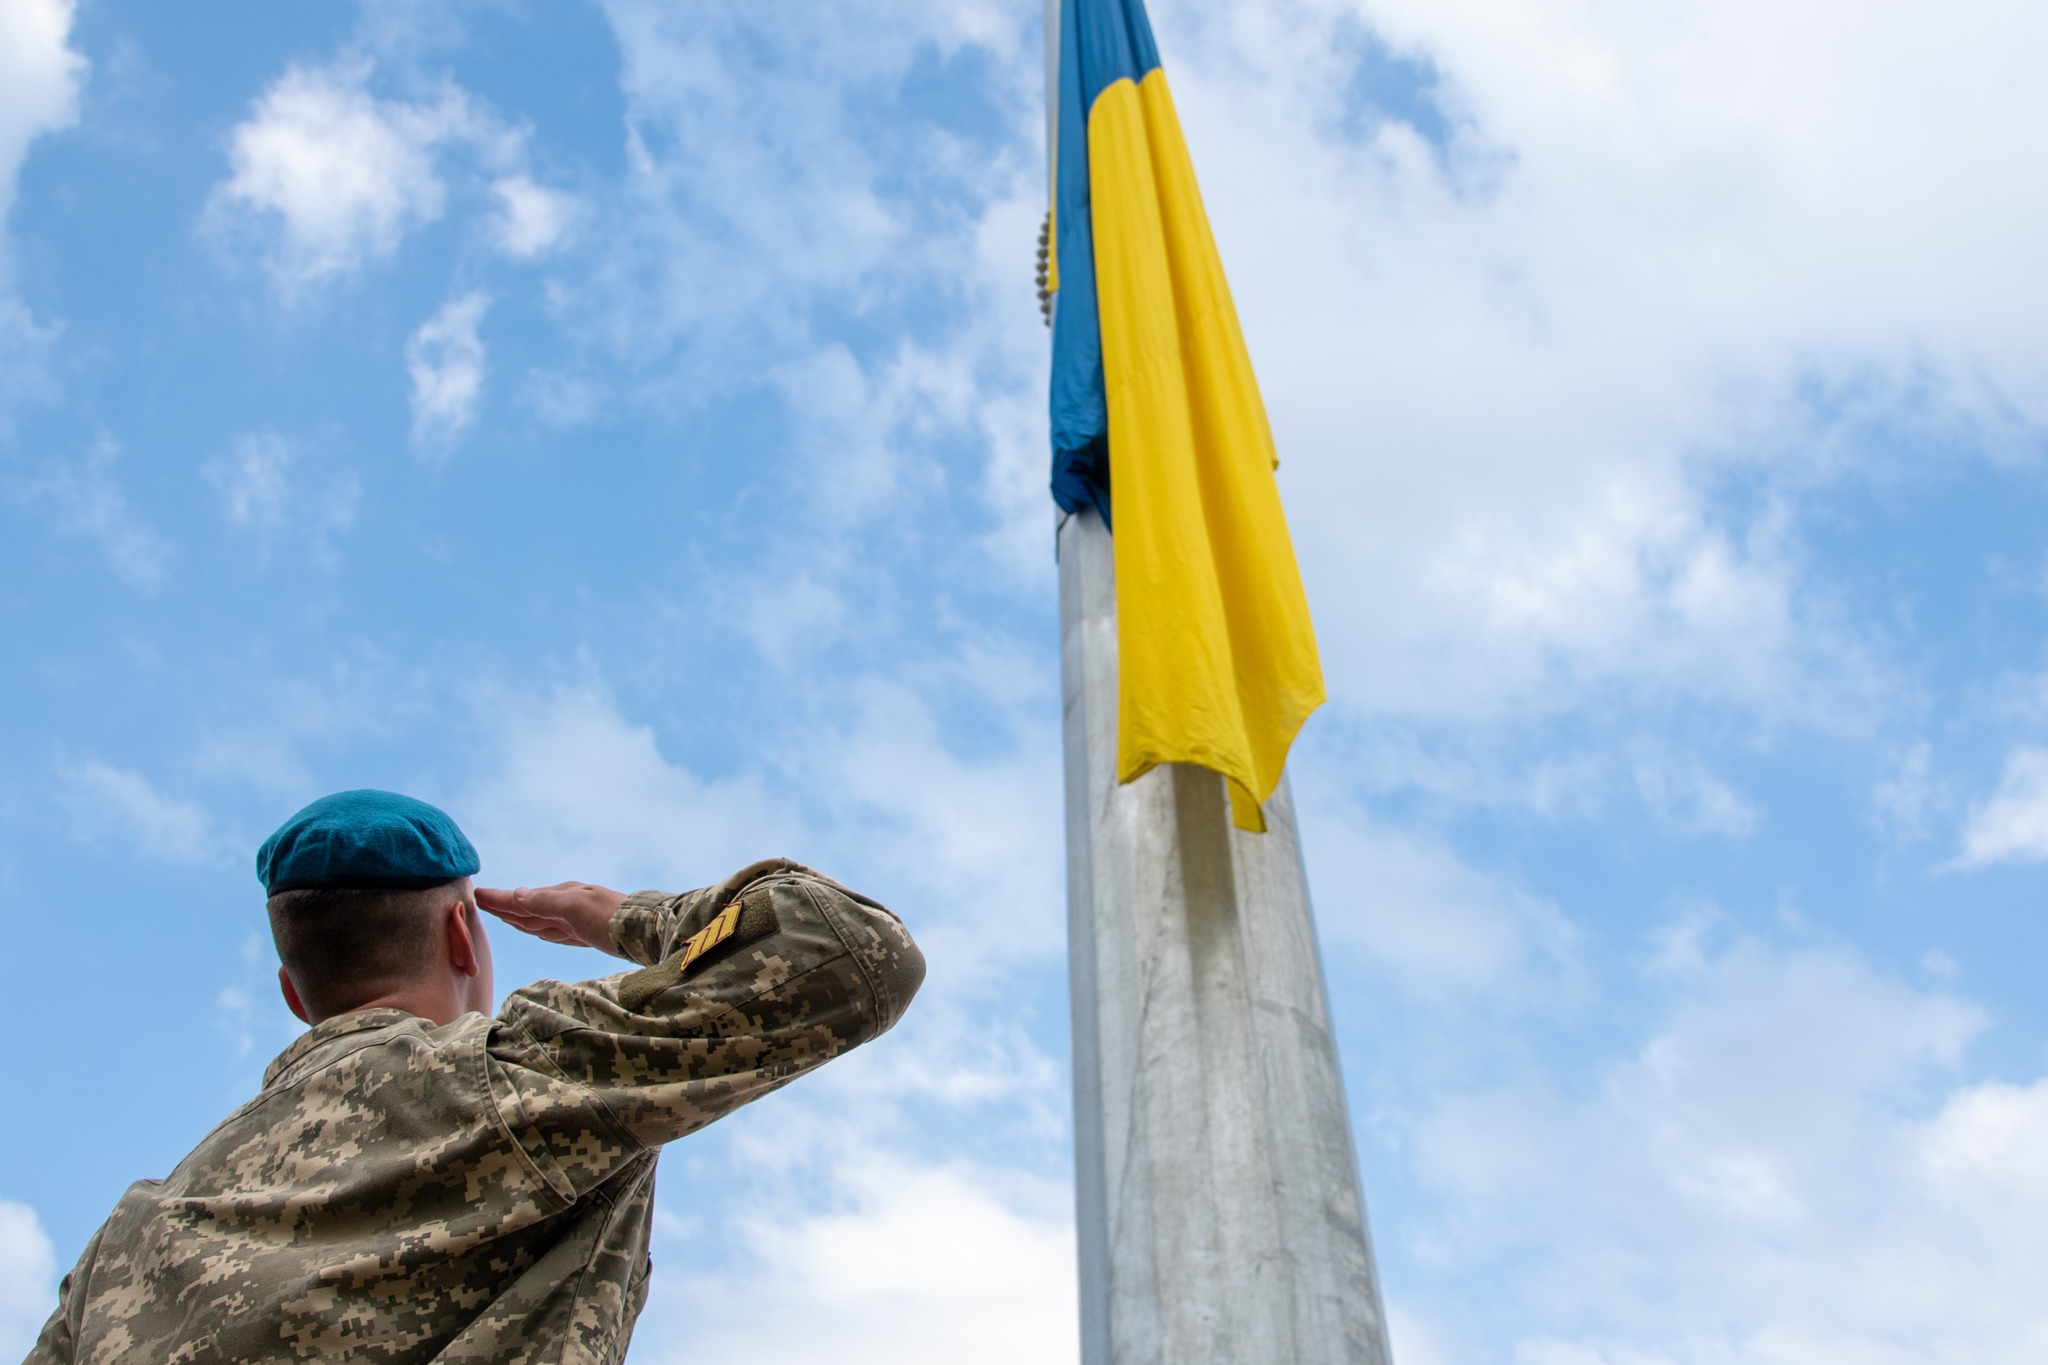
[476, 881, 629, 956]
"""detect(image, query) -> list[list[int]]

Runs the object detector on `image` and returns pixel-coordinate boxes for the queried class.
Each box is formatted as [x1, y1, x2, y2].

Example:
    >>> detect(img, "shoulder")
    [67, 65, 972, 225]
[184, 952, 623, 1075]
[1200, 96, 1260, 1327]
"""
[166, 1016, 504, 1199]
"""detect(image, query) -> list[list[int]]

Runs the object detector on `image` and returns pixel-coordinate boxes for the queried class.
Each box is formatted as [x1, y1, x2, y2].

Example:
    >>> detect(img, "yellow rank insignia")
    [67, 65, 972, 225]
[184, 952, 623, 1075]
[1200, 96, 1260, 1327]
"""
[677, 900, 744, 972]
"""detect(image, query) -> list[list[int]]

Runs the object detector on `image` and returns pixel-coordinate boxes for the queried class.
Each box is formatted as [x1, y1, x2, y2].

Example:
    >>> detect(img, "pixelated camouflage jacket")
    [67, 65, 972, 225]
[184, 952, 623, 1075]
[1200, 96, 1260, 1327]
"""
[26, 858, 925, 1365]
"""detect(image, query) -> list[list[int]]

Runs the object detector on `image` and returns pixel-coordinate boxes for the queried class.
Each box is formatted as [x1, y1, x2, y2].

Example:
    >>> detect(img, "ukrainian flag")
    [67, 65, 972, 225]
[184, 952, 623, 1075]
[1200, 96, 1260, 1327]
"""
[1048, 0, 1325, 832]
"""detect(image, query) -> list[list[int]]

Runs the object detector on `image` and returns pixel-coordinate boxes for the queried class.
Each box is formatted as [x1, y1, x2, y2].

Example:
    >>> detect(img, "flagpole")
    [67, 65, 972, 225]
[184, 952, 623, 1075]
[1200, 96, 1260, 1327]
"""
[1059, 506, 1395, 1364]
[1045, 0, 1395, 1350]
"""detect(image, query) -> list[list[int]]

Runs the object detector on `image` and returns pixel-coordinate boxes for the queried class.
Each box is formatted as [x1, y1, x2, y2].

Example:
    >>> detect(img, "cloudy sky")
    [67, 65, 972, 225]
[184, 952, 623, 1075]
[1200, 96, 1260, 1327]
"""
[5, 0, 2048, 1360]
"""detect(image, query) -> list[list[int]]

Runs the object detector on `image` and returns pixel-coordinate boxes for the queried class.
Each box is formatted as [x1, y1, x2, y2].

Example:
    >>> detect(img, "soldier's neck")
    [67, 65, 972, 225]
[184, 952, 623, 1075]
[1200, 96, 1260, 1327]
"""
[332, 977, 471, 1028]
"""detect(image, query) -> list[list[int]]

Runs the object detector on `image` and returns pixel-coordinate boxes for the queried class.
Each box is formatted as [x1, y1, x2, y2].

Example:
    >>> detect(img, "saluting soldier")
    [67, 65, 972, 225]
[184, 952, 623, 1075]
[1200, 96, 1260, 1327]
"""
[25, 789, 926, 1364]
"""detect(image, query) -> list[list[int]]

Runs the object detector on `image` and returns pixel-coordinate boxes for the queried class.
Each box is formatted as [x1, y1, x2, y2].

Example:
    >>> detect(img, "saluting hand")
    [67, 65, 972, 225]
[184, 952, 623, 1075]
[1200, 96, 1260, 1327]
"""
[476, 881, 629, 956]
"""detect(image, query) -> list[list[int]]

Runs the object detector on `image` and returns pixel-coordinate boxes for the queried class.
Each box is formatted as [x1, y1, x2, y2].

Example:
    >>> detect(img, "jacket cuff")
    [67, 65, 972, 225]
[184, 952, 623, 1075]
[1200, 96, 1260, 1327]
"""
[608, 890, 679, 966]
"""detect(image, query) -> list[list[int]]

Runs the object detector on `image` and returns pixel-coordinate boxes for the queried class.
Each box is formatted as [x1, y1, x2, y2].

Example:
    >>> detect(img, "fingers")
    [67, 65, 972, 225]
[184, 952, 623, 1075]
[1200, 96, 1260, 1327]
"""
[474, 884, 623, 955]
[475, 887, 558, 942]
[476, 885, 559, 917]
[474, 890, 537, 924]
[477, 882, 610, 906]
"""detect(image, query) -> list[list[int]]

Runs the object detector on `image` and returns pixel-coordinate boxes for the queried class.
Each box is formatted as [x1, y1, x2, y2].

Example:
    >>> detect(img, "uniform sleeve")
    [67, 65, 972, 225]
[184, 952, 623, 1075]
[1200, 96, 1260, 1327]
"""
[21, 1226, 102, 1365]
[482, 859, 925, 1201]
[605, 886, 685, 967]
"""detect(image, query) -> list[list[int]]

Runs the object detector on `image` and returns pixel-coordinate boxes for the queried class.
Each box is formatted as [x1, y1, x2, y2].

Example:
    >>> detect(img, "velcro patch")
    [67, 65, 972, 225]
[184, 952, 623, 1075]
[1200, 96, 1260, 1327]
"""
[616, 882, 783, 1013]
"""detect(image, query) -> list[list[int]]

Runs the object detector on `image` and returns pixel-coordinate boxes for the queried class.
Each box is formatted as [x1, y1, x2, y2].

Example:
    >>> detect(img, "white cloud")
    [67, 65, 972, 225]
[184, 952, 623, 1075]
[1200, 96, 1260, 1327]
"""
[1398, 928, 2043, 1363]
[212, 59, 476, 288]
[22, 437, 169, 591]
[0, 0, 84, 236]
[488, 173, 574, 258]
[635, 1158, 1077, 1365]
[56, 759, 225, 866]
[1953, 747, 2048, 868]
[202, 430, 358, 554]
[406, 289, 490, 449]
[1923, 1076, 2048, 1191]
[0, 1198, 56, 1362]
[210, 45, 582, 290]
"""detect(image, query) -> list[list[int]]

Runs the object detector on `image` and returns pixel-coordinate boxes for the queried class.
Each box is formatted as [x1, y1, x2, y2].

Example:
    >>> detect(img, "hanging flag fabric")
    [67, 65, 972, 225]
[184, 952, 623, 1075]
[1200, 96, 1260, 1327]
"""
[1047, 0, 1325, 832]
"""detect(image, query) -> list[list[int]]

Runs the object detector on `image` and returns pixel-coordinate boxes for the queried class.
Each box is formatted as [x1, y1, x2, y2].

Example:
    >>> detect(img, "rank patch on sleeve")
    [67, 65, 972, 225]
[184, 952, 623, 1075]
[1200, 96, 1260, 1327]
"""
[678, 900, 743, 972]
[617, 882, 783, 1013]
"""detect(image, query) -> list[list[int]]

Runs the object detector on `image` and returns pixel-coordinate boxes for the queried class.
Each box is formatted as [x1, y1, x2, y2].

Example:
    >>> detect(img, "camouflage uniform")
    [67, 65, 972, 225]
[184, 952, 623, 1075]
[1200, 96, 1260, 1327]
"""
[26, 858, 924, 1365]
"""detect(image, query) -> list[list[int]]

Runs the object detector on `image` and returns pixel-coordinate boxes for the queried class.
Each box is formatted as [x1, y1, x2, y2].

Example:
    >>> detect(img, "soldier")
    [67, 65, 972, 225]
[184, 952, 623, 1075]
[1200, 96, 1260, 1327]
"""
[25, 788, 926, 1364]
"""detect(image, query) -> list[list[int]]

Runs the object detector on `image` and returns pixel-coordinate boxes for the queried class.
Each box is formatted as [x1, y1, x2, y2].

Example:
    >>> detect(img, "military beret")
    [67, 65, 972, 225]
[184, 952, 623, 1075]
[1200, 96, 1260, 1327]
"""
[257, 789, 480, 894]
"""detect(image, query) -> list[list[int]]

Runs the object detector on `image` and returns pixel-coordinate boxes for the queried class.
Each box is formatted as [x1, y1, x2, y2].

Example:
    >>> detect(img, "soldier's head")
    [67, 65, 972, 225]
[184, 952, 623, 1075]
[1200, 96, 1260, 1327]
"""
[257, 790, 492, 1026]
[267, 878, 490, 1023]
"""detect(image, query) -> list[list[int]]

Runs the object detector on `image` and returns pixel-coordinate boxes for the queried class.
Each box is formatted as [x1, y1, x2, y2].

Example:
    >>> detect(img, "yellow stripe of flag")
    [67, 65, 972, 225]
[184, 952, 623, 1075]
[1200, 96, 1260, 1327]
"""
[1087, 69, 1325, 832]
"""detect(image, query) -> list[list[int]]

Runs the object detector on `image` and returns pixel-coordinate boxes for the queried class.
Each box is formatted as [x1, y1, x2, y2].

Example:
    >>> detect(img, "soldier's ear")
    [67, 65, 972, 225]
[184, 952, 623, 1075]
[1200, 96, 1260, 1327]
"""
[445, 899, 482, 979]
[278, 967, 311, 1024]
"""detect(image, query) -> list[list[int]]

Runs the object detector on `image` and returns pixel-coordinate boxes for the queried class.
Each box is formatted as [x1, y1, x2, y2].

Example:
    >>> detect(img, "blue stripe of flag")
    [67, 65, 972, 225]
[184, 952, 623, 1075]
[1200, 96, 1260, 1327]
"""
[1048, 0, 1164, 524]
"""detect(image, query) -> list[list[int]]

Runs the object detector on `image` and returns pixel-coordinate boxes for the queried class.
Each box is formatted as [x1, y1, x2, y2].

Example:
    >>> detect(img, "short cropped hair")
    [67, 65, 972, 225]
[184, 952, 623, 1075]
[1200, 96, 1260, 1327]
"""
[267, 879, 469, 1020]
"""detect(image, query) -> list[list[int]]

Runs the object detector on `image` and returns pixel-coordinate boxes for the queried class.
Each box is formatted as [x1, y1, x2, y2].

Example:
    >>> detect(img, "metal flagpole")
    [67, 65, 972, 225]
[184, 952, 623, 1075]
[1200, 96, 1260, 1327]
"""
[1047, 4, 1396, 1361]
[1059, 508, 1393, 1364]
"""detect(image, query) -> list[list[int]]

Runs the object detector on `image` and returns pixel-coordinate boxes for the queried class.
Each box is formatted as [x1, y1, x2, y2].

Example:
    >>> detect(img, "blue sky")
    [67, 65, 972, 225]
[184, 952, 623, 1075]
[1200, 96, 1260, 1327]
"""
[6, 0, 2048, 1361]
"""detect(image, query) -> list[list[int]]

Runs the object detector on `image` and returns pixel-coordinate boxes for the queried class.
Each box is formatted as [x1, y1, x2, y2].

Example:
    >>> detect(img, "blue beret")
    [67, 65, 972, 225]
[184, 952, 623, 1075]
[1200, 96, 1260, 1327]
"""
[257, 789, 480, 894]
